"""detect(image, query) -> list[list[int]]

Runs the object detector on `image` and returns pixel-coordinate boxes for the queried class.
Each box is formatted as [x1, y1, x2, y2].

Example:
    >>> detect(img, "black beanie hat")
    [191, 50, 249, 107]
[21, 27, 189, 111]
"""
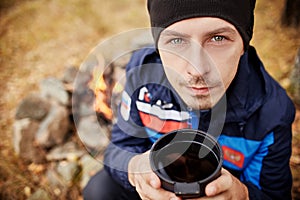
[147, 0, 256, 50]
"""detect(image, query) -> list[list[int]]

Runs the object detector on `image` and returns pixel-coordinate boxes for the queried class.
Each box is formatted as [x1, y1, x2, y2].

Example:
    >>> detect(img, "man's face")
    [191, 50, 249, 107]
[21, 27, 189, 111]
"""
[157, 17, 244, 110]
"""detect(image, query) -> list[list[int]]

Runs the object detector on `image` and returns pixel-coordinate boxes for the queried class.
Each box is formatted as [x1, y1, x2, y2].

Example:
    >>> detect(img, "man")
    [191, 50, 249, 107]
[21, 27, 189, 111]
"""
[84, 0, 296, 199]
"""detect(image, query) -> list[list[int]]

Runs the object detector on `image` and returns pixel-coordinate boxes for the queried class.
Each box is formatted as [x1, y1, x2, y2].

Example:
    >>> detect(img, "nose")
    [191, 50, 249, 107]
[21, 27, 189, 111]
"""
[185, 43, 211, 76]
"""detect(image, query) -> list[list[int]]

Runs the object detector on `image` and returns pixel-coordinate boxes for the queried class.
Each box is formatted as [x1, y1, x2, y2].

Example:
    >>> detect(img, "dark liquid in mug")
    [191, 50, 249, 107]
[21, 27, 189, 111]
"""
[156, 143, 218, 183]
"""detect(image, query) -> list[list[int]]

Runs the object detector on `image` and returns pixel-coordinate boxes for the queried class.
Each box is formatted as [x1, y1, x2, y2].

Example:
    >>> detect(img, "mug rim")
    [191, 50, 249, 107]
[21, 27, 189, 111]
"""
[149, 129, 223, 185]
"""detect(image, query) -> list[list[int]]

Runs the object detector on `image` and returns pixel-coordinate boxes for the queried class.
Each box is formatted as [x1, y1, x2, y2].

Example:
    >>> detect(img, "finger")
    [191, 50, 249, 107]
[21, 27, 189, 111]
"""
[149, 172, 161, 188]
[134, 172, 179, 200]
[205, 168, 232, 196]
[137, 179, 180, 200]
[148, 176, 181, 200]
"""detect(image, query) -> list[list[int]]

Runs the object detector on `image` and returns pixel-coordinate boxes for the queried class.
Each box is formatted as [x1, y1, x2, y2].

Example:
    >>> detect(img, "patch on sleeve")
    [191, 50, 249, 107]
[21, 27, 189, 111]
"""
[222, 146, 245, 169]
[120, 91, 131, 121]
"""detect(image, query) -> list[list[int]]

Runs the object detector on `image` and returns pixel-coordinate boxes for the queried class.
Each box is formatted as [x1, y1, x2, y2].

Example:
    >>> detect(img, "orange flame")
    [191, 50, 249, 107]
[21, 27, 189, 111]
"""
[93, 74, 114, 121]
[89, 66, 123, 122]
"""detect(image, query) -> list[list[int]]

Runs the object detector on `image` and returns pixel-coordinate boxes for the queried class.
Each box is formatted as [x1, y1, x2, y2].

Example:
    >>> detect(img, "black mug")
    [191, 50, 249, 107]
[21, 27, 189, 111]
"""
[149, 129, 223, 199]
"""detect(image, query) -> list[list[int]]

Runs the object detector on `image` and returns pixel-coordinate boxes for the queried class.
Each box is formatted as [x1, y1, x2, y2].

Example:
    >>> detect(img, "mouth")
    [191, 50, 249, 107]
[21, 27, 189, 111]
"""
[186, 86, 213, 96]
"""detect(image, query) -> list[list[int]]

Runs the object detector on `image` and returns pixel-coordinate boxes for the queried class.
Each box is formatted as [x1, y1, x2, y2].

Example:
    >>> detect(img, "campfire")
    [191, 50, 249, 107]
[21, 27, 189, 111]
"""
[89, 64, 124, 124]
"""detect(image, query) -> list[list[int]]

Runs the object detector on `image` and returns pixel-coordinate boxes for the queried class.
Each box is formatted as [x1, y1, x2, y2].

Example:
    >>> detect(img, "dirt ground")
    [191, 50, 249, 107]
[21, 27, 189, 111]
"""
[0, 0, 300, 199]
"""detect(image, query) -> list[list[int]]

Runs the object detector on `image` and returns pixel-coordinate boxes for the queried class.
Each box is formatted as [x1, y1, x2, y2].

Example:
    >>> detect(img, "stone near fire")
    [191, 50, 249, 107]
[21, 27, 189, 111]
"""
[46, 141, 85, 161]
[40, 77, 69, 105]
[56, 160, 81, 185]
[46, 162, 66, 189]
[15, 93, 50, 121]
[80, 154, 103, 189]
[62, 66, 78, 84]
[80, 51, 105, 78]
[77, 115, 110, 155]
[27, 188, 51, 200]
[35, 101, 70, 148]
[13, 118, 47, 164]
[46, 160, 81, 189]
[73, 70, 92, 94]
[72, 70, 95, 120]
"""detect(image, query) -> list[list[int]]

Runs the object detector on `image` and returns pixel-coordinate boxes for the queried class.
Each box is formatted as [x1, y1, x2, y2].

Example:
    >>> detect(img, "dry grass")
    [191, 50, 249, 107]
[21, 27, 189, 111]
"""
[0, 0, 148, 199]
[0, 0, 299, 199]
[252, 0, 300, 80]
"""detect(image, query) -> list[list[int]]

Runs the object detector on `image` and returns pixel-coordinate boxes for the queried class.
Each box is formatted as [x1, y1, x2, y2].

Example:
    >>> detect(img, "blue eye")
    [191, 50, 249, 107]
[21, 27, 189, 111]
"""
[170, 38, 183, 44]
[212, 36, 225, 42]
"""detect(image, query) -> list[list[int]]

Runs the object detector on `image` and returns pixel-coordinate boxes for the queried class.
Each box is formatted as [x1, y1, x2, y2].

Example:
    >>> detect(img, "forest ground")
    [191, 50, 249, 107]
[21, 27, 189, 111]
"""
[0, 0, 299, 199]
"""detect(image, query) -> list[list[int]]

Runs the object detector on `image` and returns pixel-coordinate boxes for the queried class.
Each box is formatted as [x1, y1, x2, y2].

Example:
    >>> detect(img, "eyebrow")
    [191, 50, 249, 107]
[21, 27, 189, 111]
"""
[160, 26, 238, 38]
[207, 27, 237, 36]
[160, 30, 191, 38]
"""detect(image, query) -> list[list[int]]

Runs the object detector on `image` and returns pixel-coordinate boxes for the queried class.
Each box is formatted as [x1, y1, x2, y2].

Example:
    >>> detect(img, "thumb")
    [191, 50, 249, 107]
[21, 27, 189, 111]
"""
[149, 172, 161, 189]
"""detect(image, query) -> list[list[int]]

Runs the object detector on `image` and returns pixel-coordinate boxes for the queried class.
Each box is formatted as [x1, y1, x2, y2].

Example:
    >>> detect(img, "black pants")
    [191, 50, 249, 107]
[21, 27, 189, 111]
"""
[83, 169, 141, 200]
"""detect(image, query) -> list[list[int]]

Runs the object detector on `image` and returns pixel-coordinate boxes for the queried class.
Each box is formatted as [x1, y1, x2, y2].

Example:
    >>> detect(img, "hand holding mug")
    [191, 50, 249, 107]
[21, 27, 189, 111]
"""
[128, 151, 181, 200]
[189, 168, 249, 200]
[150, 129, 223, 199]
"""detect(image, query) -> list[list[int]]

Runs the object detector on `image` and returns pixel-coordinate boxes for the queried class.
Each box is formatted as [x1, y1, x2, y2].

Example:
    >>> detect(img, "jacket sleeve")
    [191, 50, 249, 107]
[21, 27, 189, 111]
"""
[242, 123, 293, 200]
[103, 49, 153, 190]
[104, 122, 151, 191]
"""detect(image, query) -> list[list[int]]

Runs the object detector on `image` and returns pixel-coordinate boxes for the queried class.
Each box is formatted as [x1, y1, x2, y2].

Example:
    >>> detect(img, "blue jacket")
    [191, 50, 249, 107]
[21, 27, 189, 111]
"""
[104, 46, 295, 199]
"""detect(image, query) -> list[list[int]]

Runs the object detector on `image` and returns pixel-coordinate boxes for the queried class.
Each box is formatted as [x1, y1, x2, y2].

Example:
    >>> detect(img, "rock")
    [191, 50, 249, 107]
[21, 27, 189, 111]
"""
[46, 160, 81, 187]
[72, 70, 95, 120]
[13, 118, 30, 155]
[79, 154, 103, 189]
[40, 77, 69, 105]
[46, 141, 85, 161]
[35, 101, 69, 148]
[15, 93, 50, 121]
[80, 53, 105, 75]
[73, 70, 92, 94]
[13, 118, 47, 164]
[78, 100, 95, 117]
[77, 115, 110, 155]
[62, 66, 78, 84]
[27, 188, 51, 200]
[56, 160, 81, 185]
[46, 163, 65, 188]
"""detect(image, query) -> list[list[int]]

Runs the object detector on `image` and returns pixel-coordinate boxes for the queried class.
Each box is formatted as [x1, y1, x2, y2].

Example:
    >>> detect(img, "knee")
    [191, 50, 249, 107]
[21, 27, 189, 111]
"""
[83, 169, 121, 200]
[83, 170, 108, 200]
